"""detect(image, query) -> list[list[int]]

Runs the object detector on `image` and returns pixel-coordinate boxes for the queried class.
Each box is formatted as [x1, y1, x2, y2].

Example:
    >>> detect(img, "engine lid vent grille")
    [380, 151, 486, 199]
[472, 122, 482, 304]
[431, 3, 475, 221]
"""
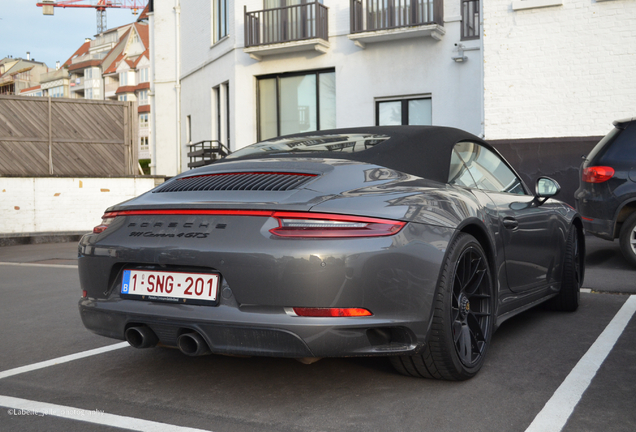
[154, 172, 317, 193]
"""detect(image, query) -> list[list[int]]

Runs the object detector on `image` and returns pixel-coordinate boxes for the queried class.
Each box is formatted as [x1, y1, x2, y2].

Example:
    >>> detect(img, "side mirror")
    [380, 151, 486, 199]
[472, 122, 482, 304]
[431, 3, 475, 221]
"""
[534, 177, 560, 206]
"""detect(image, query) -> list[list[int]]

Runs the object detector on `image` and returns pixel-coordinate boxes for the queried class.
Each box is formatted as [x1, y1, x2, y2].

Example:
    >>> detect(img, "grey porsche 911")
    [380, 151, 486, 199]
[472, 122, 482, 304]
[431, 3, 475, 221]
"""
[78, 126, 584, 380]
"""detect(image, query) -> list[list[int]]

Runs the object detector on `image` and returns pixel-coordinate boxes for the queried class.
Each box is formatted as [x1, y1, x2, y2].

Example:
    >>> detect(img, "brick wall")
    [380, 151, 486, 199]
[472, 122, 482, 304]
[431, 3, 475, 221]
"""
[0, 177, 159, 235]
[483, 0, 636, 140]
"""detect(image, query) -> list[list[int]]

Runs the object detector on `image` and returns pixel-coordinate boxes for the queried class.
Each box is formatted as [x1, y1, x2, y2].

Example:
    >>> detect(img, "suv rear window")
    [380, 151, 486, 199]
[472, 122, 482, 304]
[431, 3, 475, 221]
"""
[586, 127, 621, 164]
[600, 123, 636, 163]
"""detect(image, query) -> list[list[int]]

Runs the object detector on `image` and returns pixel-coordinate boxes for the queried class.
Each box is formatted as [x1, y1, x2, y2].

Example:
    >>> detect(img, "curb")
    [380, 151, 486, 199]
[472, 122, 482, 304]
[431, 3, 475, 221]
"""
[0, 232, 88, 247]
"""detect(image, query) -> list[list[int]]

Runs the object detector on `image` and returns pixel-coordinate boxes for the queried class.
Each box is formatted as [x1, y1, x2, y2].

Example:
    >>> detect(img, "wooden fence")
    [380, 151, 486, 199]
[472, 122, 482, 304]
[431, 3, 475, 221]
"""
[0, 95, 137, 176]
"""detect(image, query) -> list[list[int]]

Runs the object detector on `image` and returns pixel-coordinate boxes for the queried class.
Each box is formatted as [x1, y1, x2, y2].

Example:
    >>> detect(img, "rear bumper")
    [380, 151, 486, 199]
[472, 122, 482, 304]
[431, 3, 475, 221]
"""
[78, 215, 453, 358]
[581, 217, 614, 240]
[79, 298, 425, 358]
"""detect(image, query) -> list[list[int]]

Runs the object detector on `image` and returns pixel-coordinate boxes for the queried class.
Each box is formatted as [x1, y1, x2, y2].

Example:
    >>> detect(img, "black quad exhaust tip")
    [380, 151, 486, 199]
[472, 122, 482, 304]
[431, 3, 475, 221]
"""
[177, 332, 211, 356]
[125, 326, 159, 349]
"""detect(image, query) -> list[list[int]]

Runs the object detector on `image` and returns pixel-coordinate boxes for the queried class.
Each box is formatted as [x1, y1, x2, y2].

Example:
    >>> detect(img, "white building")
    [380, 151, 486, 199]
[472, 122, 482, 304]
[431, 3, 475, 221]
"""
[149, 0, 635, 198]
[150, 0, 483, 176]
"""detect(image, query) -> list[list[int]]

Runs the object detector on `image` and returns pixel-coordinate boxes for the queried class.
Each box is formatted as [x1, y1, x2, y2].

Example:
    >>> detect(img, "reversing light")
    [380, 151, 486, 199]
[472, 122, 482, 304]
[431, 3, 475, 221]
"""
[582, 166, 615, 183]
[93, 211, 117, 233]
[292, 307, 373, 317]
[270, 212, 405, 238]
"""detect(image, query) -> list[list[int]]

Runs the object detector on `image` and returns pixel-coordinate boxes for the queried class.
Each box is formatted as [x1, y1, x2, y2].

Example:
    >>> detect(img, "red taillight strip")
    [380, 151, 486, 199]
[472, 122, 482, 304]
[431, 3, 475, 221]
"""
[102, 210, 404, 224]
[178, 172, 318, 180]
[102, 209, 276, 218]
[98, 210, 406, 238]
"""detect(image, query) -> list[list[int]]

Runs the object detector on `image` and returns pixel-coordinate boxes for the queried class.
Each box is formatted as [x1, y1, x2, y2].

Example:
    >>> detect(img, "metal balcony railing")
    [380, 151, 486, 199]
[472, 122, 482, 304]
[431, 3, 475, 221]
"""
[187, 140, 231, 169]
[245, 2, 328, 48]
[350, 0, 443, 33]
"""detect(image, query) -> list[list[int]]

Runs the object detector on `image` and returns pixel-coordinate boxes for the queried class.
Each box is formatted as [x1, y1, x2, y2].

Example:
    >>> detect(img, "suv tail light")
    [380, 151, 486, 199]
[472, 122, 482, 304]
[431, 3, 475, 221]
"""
[582, 166, 615, 183]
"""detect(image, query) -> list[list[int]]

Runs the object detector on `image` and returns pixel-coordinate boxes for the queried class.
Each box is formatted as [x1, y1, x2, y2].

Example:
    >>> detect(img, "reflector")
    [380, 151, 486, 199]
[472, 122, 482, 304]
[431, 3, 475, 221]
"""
[292, 307, 373, 317]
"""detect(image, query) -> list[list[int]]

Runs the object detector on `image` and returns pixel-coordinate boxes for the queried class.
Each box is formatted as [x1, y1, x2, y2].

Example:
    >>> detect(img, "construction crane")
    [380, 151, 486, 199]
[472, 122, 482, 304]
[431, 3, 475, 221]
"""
[37, 1, 148, 34]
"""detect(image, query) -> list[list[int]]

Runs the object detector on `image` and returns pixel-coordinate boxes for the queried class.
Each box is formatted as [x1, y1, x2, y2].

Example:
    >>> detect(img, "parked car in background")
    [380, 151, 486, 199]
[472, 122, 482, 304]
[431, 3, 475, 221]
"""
[79, 126, 584, 381]
[575, 117, 636, 267]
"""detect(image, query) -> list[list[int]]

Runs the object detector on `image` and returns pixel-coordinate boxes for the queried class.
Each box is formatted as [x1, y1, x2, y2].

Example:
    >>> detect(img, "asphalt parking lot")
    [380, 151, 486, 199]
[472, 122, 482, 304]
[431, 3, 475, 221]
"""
[0, 236, 634, 431]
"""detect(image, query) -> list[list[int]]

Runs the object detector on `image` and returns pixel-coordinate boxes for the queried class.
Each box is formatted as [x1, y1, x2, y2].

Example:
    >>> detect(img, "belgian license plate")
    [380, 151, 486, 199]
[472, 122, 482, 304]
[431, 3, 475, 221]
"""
[121, 269, 220, 305]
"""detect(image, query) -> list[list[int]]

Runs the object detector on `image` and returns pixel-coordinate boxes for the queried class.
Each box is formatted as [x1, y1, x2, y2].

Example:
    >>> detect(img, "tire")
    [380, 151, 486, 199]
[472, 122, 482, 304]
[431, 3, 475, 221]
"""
[548, 226, 582, 312]
[619, 212, 636, 268]
[390, 233, 494, 380]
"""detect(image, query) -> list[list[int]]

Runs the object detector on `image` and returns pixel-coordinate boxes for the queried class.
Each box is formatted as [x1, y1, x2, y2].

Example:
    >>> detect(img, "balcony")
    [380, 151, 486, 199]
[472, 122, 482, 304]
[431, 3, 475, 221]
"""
[349, 0, 444, 48]
[71, 52, 107, 65]
[40, 68, 69, 84]
[90, 32, 118, 49]
[69, 76, 84, 91]
[244, 2, 329, 61]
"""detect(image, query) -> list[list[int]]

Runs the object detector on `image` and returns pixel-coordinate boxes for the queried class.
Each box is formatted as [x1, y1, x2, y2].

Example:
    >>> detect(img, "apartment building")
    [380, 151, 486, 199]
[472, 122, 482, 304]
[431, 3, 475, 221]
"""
[0, 55, 49, 96]
[30, 19, 153, 162]
[147, 0, 636, 194]
[150, 0, 483, 176]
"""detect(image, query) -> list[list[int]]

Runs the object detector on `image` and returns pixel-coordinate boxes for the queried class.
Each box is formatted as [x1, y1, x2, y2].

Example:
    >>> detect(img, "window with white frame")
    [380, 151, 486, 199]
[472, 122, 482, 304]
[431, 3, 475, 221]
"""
[85, 68, 93, 79]
[118, 94, 127, 101]
[86, 88, 93, 100]
[213, 0, 228, 42]
[120, 71, 128, 86]
[139, 113, 149, 128]
[138, 90, 148, 105]
[140, 136, 149, 150]
[138, 67, 149, 83]
[376, 97, 432, 126]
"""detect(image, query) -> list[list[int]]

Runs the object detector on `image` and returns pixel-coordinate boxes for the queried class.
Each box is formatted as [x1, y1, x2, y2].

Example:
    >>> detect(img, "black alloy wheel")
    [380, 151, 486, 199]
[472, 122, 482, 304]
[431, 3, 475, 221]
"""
[390, 233, 493, 380]
[451, 242, 492, 368]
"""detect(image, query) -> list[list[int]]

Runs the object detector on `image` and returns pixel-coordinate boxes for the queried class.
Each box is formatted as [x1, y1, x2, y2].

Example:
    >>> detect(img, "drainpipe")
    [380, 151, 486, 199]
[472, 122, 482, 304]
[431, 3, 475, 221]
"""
[479, 2, 485, 139]
[175, 0, 182, 174]
[149, 6, 157, 175]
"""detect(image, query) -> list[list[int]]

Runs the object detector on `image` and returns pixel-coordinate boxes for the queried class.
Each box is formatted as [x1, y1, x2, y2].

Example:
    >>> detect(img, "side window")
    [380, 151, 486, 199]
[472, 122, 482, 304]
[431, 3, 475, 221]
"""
[449, 149, 477, 188]
[455, 142, 526, 195]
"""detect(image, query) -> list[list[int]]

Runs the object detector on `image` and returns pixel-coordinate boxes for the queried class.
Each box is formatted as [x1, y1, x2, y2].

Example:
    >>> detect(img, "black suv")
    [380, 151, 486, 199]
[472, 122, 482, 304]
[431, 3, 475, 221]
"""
[575, 117, 636, 266]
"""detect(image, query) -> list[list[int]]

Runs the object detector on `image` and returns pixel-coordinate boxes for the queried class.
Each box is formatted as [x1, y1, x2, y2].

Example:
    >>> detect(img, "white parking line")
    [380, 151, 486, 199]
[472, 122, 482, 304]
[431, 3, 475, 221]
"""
[0, 342, 129, 380]
[0, 395, 213, 432]
[0, 262, 78, 269]
[526, 295, 636, 432]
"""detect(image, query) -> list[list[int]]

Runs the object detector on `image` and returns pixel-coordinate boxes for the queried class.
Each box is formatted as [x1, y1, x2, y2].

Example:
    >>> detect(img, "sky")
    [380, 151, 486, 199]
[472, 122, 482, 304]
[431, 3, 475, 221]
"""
[1, 0, 145, 68]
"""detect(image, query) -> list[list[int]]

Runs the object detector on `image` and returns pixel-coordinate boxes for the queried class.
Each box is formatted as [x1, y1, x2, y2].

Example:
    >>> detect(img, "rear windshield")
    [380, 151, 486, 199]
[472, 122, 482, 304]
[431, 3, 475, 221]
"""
[586, 127, 621, 165]
[599, 123, 636, 163]
[225, 134, 390, 159]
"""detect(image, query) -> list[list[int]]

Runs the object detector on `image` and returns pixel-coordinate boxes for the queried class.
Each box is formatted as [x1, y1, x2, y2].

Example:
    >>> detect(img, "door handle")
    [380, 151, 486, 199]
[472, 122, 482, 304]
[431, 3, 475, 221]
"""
[503, 217, 519, 230]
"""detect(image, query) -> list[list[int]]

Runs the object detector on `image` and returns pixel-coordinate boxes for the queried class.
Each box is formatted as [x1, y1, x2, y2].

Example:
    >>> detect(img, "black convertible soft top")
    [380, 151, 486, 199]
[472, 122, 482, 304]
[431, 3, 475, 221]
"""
[221, 126, 489, 183]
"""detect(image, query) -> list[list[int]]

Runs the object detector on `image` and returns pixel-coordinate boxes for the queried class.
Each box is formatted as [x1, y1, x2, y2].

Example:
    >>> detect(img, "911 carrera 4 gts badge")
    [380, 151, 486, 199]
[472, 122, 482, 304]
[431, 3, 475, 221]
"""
[126, 221, 225, 238]
[128, 232, 210, 238]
